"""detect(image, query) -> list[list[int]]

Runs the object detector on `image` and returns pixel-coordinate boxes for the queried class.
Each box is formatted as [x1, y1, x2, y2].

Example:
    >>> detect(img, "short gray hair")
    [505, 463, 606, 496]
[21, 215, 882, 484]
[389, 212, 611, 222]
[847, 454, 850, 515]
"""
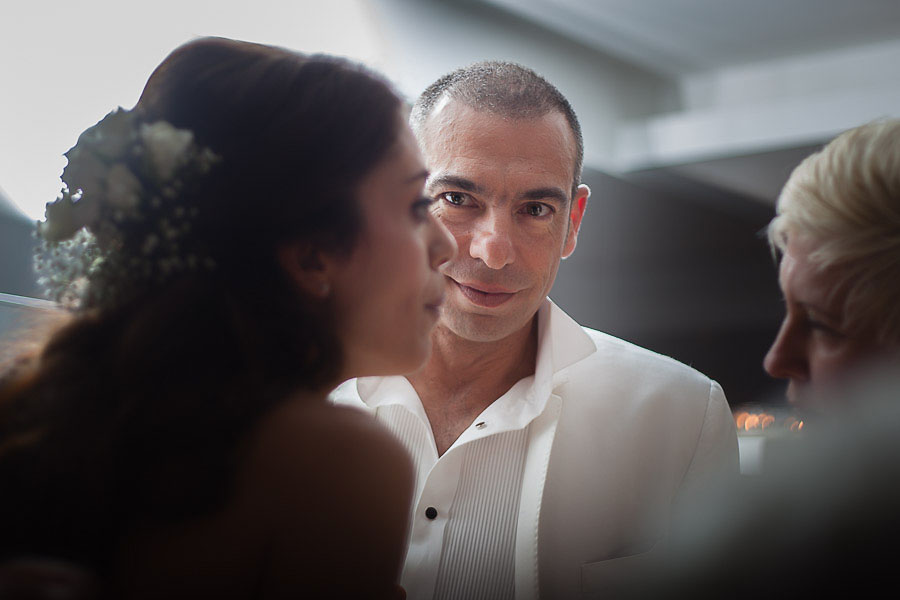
[768, 119, 900, 344]
[410, 61, 583, 197]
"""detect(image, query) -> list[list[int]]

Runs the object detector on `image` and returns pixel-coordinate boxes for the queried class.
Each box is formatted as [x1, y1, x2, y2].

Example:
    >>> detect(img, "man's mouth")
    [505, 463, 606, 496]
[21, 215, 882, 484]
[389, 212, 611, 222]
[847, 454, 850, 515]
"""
[452, 280, 516, 308]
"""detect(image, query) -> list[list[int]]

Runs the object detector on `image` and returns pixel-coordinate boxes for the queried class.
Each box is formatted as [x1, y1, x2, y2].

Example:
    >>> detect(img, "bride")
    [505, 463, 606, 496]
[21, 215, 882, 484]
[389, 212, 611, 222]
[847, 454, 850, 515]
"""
[0, 37, 455, 598]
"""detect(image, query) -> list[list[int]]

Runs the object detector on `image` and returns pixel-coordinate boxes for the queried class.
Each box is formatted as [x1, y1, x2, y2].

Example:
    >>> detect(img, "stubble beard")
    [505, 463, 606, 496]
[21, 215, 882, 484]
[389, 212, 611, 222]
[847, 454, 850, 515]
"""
[437, 300, 534, 346]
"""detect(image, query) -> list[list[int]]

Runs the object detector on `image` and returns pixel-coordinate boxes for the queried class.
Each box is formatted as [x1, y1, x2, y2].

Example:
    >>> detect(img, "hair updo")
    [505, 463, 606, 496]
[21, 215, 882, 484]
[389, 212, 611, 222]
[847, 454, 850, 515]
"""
[129, 37, 405, 386]
[0, 37, 405, 570]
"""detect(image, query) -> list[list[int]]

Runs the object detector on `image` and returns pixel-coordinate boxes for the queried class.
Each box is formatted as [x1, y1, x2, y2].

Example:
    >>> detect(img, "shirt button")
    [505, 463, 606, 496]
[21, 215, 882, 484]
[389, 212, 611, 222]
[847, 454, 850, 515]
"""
[475, 421, 487, 430]
[425, 506, 438, 520]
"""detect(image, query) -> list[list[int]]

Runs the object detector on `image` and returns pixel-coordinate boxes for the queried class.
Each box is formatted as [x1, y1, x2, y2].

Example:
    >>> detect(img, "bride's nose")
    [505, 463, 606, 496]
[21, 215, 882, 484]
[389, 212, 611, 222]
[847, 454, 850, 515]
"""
[429, 216, 457, 269]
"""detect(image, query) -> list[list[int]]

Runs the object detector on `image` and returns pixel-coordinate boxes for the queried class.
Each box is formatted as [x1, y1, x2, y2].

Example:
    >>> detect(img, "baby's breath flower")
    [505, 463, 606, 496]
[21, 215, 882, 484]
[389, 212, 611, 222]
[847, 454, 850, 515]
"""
[105, 163, 141, 213]
[35, 107, 220, 311]
[38, 192, 95, 242]
[61, 148, 108, 197]
[141, 121, 194, 182]
[86, 108, 134, 160]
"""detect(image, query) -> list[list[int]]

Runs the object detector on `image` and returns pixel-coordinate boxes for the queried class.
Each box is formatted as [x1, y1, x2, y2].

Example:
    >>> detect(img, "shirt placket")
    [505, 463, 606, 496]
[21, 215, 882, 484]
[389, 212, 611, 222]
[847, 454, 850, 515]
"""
[401, 444, 466, 598]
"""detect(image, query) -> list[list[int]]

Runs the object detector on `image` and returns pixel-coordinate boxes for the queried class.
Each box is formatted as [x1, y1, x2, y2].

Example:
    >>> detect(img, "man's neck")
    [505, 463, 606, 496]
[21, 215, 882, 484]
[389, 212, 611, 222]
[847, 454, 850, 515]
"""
[408, 317, 539, 456]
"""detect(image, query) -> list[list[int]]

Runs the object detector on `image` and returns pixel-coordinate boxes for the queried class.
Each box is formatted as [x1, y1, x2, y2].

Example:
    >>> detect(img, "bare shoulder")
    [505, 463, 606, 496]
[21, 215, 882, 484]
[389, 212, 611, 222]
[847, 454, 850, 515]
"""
[243, 397, 412, 492]
[115, 397, 412, 599]
[233, 396, 413, 598]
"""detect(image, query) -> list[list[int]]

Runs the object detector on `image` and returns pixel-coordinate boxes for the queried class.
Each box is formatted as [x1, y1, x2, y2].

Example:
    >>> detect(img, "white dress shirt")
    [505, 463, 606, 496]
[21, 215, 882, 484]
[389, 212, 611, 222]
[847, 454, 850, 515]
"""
[351, 369, 553, 600]
[332, 299, 740, 600]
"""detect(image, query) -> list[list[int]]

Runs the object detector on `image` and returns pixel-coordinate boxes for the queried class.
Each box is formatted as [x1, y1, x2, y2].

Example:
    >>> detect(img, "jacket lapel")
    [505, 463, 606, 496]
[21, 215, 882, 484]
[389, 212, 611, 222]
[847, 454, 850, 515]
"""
[513, 300, 596, 599]
[514, 393, 562, 600]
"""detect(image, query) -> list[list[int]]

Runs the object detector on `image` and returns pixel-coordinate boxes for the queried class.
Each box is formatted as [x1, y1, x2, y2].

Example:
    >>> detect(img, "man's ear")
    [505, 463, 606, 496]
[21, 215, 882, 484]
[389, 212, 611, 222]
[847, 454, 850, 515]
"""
[277, 240, 332, 298]
[562, 184, 589, 259]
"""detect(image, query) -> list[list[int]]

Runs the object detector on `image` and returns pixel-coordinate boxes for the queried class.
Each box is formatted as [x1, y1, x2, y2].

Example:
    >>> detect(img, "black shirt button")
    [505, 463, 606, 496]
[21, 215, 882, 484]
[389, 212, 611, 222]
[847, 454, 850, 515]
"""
[425, 506, 438, 520]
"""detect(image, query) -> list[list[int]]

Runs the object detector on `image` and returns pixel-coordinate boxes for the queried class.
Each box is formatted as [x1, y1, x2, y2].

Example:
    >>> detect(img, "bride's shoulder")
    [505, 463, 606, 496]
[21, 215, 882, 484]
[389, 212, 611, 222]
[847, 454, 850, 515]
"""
[115, 396, 412, 597]
[231, 395, 413, 593]
[239, 395, 412, 499]
[252, 395, 403, 456]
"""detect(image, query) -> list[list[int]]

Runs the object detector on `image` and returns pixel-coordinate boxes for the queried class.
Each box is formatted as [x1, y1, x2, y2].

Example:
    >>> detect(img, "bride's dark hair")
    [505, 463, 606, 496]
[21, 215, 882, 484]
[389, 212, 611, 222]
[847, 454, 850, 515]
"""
[0, 37, 403, 570]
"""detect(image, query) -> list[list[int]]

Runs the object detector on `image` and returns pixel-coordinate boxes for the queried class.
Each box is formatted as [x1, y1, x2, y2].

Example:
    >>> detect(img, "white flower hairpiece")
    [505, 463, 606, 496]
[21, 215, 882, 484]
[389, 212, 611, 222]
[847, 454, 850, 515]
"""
[35, 108, 220, 309]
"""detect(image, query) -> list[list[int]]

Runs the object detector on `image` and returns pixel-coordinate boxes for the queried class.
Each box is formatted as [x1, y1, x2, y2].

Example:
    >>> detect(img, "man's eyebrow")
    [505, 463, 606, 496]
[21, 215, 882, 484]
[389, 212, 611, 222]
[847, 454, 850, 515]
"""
[428, 176, 569, 204]
[427, 175, 483, 194]
[521, 187, 569, 204]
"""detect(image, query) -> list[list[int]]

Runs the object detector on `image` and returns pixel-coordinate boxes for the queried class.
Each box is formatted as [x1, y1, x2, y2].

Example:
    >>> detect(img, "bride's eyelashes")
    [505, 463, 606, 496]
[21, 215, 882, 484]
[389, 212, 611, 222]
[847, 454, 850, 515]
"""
[412, 196, 436, 221]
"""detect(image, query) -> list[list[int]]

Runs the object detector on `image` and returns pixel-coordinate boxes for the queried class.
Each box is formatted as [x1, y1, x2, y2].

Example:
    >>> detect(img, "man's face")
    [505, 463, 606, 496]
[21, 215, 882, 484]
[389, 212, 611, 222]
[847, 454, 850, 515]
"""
[419, 98, 588, 343]
[764, 234, 885, 409]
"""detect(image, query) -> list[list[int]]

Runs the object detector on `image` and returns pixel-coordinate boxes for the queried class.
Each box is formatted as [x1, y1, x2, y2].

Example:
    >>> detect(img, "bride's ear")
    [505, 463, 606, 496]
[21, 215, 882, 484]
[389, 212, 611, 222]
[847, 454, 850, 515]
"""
[277, 240, 332, 299]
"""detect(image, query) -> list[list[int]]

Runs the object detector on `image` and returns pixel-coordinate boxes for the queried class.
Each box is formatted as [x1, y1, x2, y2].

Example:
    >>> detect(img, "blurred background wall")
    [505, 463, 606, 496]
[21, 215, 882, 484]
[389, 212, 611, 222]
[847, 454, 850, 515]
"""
[0, 187, 37, 298]
[2, 0, 899, 409]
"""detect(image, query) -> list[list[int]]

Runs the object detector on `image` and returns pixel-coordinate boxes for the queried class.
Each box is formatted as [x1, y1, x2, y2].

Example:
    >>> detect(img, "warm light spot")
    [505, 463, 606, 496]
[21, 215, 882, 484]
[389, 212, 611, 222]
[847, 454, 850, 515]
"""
[734, 410, 801, 433]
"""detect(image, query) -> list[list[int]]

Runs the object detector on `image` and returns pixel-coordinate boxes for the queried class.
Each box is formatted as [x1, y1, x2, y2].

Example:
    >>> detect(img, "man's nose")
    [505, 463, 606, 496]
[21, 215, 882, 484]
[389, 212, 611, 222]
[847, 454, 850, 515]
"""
[468, 210, 515, 270]
[763, 317, 810, 383]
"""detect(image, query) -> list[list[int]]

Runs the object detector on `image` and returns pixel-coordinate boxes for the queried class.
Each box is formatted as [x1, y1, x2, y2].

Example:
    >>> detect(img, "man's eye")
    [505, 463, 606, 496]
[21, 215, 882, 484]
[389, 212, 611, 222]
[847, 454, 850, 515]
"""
[523, 203, 551, 217]
[440, 192, 469, 206]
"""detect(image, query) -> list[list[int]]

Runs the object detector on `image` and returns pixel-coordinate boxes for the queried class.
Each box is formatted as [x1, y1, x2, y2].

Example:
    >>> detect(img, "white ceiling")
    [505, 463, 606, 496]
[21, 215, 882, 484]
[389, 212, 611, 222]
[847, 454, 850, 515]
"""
[474, 0, 900, 206]
[480, 0, 900, 77]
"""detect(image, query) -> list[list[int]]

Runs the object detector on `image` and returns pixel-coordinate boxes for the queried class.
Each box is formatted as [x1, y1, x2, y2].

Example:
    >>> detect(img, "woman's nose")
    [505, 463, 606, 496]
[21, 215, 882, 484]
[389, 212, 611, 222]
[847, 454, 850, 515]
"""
[763, 317, 810, 383]
[429, 216, 457, 269]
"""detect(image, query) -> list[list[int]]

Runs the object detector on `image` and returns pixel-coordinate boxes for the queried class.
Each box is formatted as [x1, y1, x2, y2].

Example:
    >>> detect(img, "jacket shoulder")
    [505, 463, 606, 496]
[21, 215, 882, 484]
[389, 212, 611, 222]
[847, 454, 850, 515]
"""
[575, 327, 716, 394]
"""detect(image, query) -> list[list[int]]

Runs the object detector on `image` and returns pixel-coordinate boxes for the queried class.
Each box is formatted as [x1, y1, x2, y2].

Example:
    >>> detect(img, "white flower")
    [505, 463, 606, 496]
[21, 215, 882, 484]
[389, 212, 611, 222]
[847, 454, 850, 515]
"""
[105, 163, 141, 212]
[198, 147, 219, 172]
[140, 121, 194, 181]
[38, 193, 97, 242]
[62, 146, 108, 196]
[84, 109, 134, 160]
[73, 190, 101, 226]
[37, 108, 220, 310]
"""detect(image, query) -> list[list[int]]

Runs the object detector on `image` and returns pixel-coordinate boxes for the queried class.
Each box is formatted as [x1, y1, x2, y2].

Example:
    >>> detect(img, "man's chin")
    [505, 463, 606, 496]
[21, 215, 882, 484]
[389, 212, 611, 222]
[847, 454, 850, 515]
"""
[437, 306, 530, 344]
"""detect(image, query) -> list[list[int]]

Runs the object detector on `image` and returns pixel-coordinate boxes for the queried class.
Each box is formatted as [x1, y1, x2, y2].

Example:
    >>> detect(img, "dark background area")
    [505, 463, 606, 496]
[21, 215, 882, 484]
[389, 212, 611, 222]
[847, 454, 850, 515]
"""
[552, 168, 787, 409]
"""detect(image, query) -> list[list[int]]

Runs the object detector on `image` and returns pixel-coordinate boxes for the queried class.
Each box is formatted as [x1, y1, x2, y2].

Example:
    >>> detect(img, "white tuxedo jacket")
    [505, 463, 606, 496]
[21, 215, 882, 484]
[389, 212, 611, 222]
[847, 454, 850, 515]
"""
[334, 300, 739, 599]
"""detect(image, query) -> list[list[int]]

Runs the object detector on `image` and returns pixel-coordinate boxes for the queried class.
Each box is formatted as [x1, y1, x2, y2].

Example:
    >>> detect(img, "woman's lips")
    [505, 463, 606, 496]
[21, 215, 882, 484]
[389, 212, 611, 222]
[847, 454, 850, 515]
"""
[424, 292, 445, 316]
[425, 298, 443, 313]
[453, 280, 515, 308]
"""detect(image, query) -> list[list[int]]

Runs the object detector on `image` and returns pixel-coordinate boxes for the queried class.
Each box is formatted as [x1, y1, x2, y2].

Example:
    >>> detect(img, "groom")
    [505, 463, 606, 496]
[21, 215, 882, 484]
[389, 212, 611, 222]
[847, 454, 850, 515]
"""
[333, 62, 739, 599]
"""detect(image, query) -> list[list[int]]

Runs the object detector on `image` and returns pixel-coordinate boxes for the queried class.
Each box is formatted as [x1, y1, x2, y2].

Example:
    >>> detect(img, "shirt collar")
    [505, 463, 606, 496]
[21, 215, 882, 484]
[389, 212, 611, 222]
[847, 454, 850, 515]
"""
[354, 297, 597, 412]
[532, 297, 597, 399]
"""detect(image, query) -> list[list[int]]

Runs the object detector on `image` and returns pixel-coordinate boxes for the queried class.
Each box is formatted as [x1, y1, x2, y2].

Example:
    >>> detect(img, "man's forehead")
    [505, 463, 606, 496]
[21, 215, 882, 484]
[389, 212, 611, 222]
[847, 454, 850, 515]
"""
[416, 97, 580, 200]
[421, 101, 575, 163]
[421, 98, 572, 145]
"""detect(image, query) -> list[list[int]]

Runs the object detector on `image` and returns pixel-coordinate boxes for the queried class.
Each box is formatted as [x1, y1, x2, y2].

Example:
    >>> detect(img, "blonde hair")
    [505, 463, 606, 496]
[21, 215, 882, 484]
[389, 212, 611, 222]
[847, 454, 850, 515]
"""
[768, 119, 900, 344]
